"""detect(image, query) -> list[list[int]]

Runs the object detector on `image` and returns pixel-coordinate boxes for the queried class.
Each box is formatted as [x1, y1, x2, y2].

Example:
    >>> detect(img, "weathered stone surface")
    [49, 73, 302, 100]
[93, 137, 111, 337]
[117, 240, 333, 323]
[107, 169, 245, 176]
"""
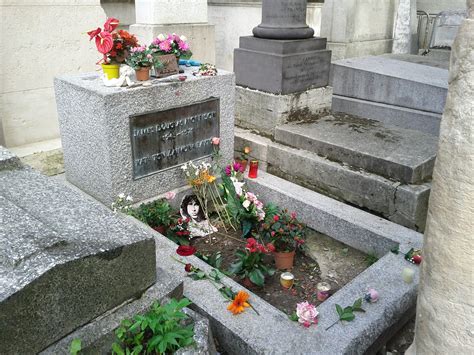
[126, 174, 423, 354]
[235, 85, 332, 136]
[274, 115, 438, 184]
[409, 6, 474, 354]
[0, 146, 21, 170]
[54, 67, 235, 205]
[332, 95, 442, 136]
[430, 10, 467, 49]
[267, 143, 431, 231]
[392, 0, 418, 54]
[235, 38, 331, 94]
[0, 166, 156, 354]
[331, 56, 448, 114]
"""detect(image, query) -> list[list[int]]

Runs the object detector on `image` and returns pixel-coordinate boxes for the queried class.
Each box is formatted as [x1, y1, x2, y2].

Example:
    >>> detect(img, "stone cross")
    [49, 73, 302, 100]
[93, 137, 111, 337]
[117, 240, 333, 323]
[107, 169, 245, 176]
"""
[407, 0, 474, 353]
[253, 0, 314, 39]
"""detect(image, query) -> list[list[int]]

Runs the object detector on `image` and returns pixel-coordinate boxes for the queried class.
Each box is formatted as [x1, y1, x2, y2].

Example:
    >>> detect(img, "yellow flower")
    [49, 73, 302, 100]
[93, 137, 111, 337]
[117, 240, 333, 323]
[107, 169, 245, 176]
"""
[227, 290, 250, 315]
[207, 175, 216, 183]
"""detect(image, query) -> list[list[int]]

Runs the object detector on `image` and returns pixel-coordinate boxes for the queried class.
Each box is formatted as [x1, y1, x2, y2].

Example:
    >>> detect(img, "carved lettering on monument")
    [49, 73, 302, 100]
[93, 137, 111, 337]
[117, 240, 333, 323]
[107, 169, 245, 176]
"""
[130, 98, 220, 179]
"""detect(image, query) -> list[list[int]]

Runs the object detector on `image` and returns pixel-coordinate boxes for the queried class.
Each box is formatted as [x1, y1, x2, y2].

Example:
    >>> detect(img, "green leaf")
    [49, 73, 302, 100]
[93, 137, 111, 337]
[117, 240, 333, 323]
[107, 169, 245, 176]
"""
[336, 304, 343, 317]
[241, 220, 253, 238]
[69, 338, 82, 355]
[249, 269, 265, 286]
[340, 312, 355, 322]
[111, 343, 125, 355]
[288, 311, 299, 322]
[353, 298, 362, 309]
[228, 260, 243, 274]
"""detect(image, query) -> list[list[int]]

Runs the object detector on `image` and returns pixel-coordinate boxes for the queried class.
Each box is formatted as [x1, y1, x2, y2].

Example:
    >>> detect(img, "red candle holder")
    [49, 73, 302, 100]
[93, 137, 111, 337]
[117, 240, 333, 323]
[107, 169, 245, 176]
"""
[248, 160, 258, 178]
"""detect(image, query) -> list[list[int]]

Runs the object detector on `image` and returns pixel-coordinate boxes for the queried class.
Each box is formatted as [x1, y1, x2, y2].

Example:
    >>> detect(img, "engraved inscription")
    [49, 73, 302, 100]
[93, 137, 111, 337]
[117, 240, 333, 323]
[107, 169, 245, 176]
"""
[130, 98, 220, 179]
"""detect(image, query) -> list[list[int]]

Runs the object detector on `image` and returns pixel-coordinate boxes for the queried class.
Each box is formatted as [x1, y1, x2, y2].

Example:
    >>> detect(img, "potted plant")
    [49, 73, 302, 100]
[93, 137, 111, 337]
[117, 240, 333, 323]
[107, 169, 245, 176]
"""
[126, 45, 154, 81]
[228, 238, 275, 287]
[150, 33, 192, 62]
[87, 18, 138, 79]
[260, 209, 306, 270]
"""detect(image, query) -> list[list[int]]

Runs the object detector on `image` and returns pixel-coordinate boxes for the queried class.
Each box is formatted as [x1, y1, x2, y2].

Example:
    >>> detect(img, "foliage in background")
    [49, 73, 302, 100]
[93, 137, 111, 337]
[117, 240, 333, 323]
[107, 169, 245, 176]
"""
[166, 217, 191, 245]
[364, 251, 379, 266]
[196, 251, 223, 269]
[133, 198, 174, 228]
[112, 298, 194, 355]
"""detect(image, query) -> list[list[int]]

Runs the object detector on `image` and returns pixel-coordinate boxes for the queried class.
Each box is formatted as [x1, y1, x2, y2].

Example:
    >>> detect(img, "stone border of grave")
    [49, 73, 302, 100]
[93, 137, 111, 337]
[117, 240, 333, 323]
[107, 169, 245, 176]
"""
[124, 171, 423, 354]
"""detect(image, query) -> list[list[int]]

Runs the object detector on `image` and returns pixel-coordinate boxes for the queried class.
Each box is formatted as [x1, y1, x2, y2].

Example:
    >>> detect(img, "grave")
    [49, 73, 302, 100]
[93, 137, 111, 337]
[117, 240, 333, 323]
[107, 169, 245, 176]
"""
[54, 67, 234, 205]
[234, 0, 332, 136]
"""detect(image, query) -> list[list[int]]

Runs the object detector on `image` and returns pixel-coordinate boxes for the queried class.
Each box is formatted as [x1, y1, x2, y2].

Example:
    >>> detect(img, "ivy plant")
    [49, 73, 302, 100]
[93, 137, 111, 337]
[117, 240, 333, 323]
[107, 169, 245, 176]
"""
[112, 298, 194, 355]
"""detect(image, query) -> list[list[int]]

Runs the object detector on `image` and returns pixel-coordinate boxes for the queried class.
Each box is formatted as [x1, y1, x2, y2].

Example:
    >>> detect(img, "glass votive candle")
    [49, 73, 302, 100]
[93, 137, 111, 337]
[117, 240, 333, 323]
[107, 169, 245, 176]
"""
[280, 272, 294, 289]
[402, 267, 415, 284]
[316, 282, 331, 301]
[248, 160, 259, 178]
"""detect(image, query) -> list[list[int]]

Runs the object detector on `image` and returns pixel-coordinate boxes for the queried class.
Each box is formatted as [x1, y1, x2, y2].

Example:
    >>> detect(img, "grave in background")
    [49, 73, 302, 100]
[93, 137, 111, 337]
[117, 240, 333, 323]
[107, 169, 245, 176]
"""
[54, 67, 234, 205]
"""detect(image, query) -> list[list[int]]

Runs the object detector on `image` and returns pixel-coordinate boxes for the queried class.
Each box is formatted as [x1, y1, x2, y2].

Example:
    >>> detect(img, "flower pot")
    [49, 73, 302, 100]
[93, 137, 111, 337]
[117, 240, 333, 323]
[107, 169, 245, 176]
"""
[273, 250, 295, 270]
[135, 67, 151, 81]
[101, 63, 120, 80]
[152, 225, 166, 234]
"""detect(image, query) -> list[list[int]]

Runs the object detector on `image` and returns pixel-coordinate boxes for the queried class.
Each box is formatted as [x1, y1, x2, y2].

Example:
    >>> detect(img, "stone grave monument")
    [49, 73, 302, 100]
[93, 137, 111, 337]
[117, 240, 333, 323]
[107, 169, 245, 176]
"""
[54, 67, 234, 205]
[234, 0, 332, 136]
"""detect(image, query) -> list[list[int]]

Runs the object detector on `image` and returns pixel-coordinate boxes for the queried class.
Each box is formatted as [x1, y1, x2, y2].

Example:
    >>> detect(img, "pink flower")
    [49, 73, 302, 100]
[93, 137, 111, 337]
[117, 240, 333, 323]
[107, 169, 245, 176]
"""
[95, 31, 113, 54]
[296, 301, 318, 327]
[245, 192, 257, 202]
[273, 215, 280, 222]
[104, 17, 119, 32]
[212, 137, 220, 145]
[178, 40, 189, 51]
[225, 165, 232, 176]
[233, 162, 243, 173]
[364, 288, 379, 303]
[164, 191, 176, 200]
[159, 40, 172, 52]
[291, 212, 297, 219]
[147, 54, 153, 59]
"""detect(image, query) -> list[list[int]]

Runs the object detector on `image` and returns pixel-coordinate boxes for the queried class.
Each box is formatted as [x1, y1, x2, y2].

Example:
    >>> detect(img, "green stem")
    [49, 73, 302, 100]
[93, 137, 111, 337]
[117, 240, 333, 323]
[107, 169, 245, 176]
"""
[213, 183, 236, 231]
[325, 320, 339, 331]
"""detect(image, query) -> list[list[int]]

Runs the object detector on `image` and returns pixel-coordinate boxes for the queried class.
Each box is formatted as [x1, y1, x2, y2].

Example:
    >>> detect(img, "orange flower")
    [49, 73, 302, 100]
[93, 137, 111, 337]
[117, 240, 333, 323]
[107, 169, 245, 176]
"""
[227, 291, 250, 315]
[206, 175, 216, 183]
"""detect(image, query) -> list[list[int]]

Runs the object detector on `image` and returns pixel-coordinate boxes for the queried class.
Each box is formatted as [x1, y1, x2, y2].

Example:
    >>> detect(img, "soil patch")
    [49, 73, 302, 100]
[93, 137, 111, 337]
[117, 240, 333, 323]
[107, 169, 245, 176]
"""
[192, 226, 368, 316]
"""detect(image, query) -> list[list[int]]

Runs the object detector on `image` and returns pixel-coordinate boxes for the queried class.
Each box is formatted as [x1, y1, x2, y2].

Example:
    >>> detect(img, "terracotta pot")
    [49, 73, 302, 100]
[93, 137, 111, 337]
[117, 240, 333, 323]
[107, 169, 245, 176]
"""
[242, 277, 255, 288]
[152, 225, 166, 235]
[135, 67, 151, 81]
[273, 250, 295, 270]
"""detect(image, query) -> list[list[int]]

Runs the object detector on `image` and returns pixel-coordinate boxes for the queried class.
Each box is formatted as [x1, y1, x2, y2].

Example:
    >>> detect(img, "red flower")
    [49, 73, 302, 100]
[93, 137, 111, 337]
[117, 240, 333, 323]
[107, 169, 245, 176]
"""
[115, 42, 123, 50]
[87, 27, 101, 41]
[104, 17, 119, 32]
[185, 263, 193, 272]
[95, 31, 114, 54]
[271, 231, 276, 237]
[109, 50, 117, 57]
[176, 245, 197, 256]
[273, 215, 280, 222]
[266, 243, 275, 252]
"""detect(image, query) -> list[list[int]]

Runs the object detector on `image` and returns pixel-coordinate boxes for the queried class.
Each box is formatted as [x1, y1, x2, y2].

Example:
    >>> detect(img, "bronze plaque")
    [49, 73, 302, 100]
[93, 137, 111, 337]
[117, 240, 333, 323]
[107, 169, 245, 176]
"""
[130, 98, 220, 179]
[153, 54, 179, 78]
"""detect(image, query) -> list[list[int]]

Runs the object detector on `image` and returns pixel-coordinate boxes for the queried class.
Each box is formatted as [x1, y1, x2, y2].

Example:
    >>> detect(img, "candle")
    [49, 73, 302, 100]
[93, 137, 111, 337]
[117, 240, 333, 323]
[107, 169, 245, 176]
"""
[248, 160, 259, 178]
[317, 282, 331, 301]
[280, 272, 294, 289]
[402, 267, 415, 284]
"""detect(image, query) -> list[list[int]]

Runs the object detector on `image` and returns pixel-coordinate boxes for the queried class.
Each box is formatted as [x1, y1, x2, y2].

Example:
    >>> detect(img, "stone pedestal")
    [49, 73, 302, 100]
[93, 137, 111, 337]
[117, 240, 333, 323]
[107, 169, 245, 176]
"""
[54, 67, 234, 205]
[234, 36, 331, 94]
[130, 0, 215, 63]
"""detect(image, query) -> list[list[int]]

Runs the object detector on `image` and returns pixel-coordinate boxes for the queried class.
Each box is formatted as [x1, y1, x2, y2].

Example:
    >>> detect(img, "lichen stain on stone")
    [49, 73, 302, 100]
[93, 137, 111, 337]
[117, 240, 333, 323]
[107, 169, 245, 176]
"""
[287, 106, 331, 123]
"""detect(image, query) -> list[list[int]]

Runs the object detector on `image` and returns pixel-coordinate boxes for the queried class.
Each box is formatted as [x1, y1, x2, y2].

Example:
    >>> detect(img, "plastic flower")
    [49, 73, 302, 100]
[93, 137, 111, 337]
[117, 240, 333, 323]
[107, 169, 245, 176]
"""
[104, 17, 119, 32]
[212, 137, 220, 145]
[227, 291, 250, 315]
[176, 245, 197, 256]
[296, 301, 319, 327]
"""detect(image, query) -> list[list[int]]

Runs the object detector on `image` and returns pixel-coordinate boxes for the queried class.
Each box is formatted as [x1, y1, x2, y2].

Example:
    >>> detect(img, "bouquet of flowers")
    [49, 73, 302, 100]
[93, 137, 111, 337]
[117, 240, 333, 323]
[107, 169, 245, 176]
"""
[87, 18, 138, 64]
[150, 33, 192, 58]
[260, 209, 306, 252]
[125, 45, 154, 69]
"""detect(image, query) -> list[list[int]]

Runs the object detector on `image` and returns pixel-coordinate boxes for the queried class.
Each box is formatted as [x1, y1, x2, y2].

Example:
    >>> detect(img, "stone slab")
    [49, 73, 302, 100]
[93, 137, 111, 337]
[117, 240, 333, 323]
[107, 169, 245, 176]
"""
[234, 36, 331, 94]
[267, 143, 431, 231]
[135, 0, 208, 25]
[382, 53, 450, 69]
[0, 166, 156, 354]
[235, 85, 332, 136]
[331, 56, 448, 113]
[0, 145, 22, 170]
[54, 67, 234, 205]
[274, 114, 438, 184]
[239, 35, 327, 54]
[125, 175, 423, 354]
[332, 95, 442, 136]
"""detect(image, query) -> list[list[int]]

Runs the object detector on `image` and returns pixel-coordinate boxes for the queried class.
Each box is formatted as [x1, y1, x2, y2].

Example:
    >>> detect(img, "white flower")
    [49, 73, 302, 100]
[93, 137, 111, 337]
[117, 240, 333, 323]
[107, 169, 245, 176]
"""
[157, 33, 166, 41]
[230, 177, 245, 196]
[242, 200, 251, 210]
[118, 193, 125, 199]
[126, 195, 133, 202]
[180, 35, 187, 42]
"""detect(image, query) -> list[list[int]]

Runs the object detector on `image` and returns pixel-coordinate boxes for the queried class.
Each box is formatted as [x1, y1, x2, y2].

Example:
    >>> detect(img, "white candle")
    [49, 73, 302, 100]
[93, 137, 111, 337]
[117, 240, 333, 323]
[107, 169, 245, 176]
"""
[402, 267, 415, 283]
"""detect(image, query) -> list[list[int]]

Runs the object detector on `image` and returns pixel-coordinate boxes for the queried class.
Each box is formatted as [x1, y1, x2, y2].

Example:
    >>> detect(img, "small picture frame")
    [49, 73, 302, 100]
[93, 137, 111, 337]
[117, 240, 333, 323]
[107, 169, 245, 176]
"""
[152, 54, 179, 78]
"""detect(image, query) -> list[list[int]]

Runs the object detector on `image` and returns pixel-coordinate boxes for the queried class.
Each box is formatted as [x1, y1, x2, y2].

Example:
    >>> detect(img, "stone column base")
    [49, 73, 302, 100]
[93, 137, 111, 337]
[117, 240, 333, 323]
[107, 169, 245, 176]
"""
[235, 85, 333, 137]
[130, 23, 216, 64]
